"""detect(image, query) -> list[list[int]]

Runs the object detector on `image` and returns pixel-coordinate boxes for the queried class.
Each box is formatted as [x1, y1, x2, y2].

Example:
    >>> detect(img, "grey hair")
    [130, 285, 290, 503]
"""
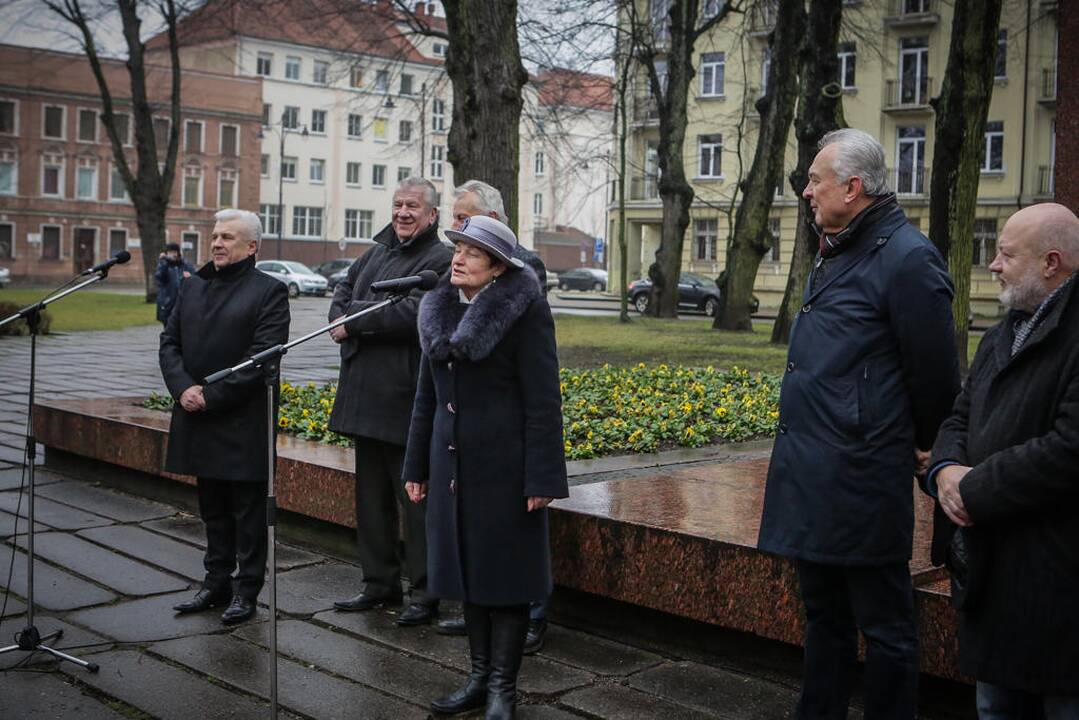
[453, 180, 508, 224]
[818, 128, 889, 196]
[396, 176, 439, 208]
[214, 208, 262, 248]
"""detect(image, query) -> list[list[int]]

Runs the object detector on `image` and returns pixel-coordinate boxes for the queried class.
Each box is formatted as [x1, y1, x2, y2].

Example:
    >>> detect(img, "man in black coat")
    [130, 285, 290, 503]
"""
[930, 203, 1079, 717]
[160, 209, 290, 625]
[758, 129, 960, 719]
[328, 177, 452, 625]
[154, 242, 195, 325]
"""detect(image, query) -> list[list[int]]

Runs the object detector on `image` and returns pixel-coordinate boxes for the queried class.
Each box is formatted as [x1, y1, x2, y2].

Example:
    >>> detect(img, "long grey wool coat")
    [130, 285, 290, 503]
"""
[402, 267, 569, 606]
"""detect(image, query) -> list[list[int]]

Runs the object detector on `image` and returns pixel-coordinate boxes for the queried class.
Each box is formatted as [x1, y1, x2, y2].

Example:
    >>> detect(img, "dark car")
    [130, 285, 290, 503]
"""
[556, 268, 607, 292]
[628, 271, 759, 317]
[328, 266, 350, 292]
[314, 258, 354, 280]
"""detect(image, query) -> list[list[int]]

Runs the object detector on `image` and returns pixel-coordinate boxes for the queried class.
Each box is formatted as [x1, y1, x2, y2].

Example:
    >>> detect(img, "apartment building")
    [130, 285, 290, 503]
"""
[611, 0, 1060, 315]
[0, 43, 262, 283]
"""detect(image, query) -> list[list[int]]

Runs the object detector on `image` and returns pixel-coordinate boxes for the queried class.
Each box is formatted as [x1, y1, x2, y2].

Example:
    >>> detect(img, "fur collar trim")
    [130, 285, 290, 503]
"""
[419, 266, 541, 361]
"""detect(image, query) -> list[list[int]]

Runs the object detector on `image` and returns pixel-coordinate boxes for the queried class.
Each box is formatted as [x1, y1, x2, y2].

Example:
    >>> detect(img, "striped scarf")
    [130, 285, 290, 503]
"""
[1011, 272, 1076, 356]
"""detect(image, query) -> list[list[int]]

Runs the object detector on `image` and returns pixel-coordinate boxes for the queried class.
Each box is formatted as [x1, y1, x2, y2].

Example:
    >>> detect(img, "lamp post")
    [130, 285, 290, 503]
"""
[383, 81, 427, 178]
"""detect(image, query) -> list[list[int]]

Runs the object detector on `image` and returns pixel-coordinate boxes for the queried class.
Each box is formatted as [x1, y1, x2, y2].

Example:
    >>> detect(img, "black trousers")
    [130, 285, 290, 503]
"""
[353, 436, 430, 604]
[795, 559, 919, 720]
[197, 477, 267, 601]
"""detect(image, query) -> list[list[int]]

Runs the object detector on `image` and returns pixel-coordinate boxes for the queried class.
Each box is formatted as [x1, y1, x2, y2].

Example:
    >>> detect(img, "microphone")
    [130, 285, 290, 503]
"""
[80, 250, 131, 276]
[370, 269, 439, 294]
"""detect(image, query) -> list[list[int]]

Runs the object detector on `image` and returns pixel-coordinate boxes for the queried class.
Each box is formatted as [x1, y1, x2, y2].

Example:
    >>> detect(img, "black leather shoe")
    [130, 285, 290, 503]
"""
[173, 587, 230, 614]
[437, 615, 468, 636]
[396, 602, 437, 627]
[333, 592, 402, 612]
[523, 617, 547, 655]
[221, 596, 256, 625]
[431, 676, 487, 714]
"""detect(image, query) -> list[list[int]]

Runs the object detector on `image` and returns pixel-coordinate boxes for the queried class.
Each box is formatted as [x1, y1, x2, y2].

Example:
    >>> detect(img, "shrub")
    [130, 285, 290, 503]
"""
[0, 302, 53, 336]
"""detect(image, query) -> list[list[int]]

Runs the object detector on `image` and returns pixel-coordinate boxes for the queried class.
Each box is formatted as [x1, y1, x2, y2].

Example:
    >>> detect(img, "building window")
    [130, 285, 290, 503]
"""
[109, 165, 128, 201]
[285, 56, 301, 81]
[346, 161, 361, 186]
[533, 192, 543, 217]
[0, 99, 16, 134]
[282, 106, 300, 130]
[431, 99, 446, 131]
[345, 209, 375, 240]
[347, 113, 363, 138]
[400, 73, 414, 95]
[78, 108, 97, 142]
[375, 69, 389, 92]
[262, 103, 272, 127]
[372, 164, 386, 187]
[397, 166, 411, 183]
[768, 217, 781, 262]
[260, 203, 280, 236]
[899, 36, 929, 105]
[0, 223, 13, 259]
[350, 66, 363, 88]
[534, 150, 545, 176]
[292, 206, 322, 237]
[260, 154, 269, 176]
[432, 42, 447, 58]
[185, 120, 203, 153]
[43, 105, 65, 138]
[257, 52, 273, 76]
[0, 151, 16, 195]
[221, 125, 238, 156]
[995, 30, 1007, 79]
[183, 166, 201, 207]
[695, 219, 718, 261]
[310, 158, 325, 183]
[76, 158, 97, 200]
[313, 60, 329, 85]
[699, 134, 723, 178]
[153, 117, 171, 150]
[981, 121, 1004, 172]
[896, 125, 927, 194]
[41, 225, 61, 260]
[310, 109, 326, 134]
[837, 42, 856, 89]
[112, 113, 131, 145]
[399, 120, 412, 143]
[972, 218, 997, 267]
[42, 154, 63, 197]
[219, 168, 236, 207]
[700, 52, 725, 97]
[429, 145, 444, 178]
[281, 156, 297, 181]
[109, 227, 127, 255]
[373, 117, 387, 141]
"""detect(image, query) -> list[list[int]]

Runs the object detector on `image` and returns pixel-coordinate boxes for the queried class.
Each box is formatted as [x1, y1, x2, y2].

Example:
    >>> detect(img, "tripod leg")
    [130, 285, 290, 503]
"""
[35, 644, 99, 673]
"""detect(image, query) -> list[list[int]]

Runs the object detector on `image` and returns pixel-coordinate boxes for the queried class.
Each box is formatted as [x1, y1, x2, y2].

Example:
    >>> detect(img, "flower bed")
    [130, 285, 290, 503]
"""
[144, 364, 781, 460]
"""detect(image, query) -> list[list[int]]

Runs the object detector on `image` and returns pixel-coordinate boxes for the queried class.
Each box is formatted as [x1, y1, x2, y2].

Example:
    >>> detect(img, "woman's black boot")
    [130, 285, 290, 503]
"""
[431, 603, 491, 714]
[485, 605, 529, 720]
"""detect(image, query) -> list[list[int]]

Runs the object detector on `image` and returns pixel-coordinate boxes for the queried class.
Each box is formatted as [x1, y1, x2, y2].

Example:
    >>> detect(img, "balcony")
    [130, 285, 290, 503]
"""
[890, 165, 929, 197]
[1037, 165, 1055, 197]
[884, 0, 940, 27]
[629, 173, 660, 201]
[748, 2, 777, 37]
[883, 77, 934, 113]
[1038, 68, 1056, 107]
[632, 94, 660, 125]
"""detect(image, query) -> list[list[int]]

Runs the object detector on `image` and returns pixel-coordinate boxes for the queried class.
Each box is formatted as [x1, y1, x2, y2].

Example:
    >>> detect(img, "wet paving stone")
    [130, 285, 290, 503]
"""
[0, 671, 127, 719]
[36, 481, 174, 522]
[151, 633, 428, 720]
[0, 509, 46, 537]
[0, 548, 117, 611]
[143, 515, 324, 570]
[561, 683, 717, 719]
[628, 661, 798, 719]
[12, 532, 187, 596]
[0, 615, 109, 670]
[539, 624, 664, 676]
[78, 525, 205, 581]
[0, 467, 64, 491]
[266, 561, 363, 616]
[0, 491, 112, 530]
[66, 590, 260, 643]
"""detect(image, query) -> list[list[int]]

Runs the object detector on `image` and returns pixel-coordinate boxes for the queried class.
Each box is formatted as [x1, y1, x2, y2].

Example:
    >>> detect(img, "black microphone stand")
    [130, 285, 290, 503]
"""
[203, 292, 407, 719]
[0, 272, 111, 673]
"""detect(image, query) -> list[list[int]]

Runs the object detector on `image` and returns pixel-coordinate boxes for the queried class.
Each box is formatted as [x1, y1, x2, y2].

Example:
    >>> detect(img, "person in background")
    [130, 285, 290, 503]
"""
[154, 242, 195, 326]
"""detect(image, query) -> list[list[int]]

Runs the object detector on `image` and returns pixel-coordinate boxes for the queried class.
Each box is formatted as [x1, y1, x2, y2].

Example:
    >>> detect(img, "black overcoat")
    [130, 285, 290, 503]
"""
[758, 201, 960, 565]
[159, 255, 291, 482]
[931, 277, 1079, 694]
[402, 268, 569, 605]
[328, 223, 452, 445]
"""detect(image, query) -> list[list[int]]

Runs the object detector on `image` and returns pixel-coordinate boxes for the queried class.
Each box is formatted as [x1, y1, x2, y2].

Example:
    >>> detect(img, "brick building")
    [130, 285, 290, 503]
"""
[0, 43, 262, 284]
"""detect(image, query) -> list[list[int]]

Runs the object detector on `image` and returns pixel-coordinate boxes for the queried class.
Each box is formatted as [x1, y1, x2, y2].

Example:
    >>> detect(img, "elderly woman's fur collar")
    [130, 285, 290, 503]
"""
[419, 266, 541, 362]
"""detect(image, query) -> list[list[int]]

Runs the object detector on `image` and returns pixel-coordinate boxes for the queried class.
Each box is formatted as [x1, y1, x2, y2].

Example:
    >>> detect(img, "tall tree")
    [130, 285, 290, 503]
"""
[771, 0, 846, 344]
[712, 0, 804, 331]
[928, 0, 1005, 370]
[43, 0, 185, 301]
[614, 21, 636, 323]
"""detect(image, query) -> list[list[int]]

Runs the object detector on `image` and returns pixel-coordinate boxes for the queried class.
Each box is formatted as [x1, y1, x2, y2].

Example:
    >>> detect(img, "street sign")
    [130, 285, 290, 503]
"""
[593, 237, 605, 264]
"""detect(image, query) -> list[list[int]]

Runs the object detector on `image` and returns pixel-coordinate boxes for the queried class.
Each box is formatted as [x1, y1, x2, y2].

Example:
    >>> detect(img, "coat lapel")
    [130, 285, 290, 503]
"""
[803, 210, 908, 305]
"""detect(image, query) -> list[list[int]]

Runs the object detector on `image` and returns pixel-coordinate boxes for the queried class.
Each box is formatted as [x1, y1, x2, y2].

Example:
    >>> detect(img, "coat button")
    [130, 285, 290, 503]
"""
[801, 304, 811, 313]
[778, 423, 788, 434]
[786, 361, 795, 372]
[447, 444, 456, 452]
[447, 361, 453, 371]
[446, 402, 456, 414]
[449, 478, 456, 494]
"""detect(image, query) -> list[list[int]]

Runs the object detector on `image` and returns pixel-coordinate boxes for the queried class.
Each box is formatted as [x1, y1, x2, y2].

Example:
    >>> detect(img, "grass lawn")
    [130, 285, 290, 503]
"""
[553, 315, 984, 372]
[0, 289, 157, 333]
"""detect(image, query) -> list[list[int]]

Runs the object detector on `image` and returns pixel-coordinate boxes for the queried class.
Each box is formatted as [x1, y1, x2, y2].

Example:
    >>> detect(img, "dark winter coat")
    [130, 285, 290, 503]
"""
[931, 277, 1079, 694]
[327, 223, 452, 445]
[758, 201, 960, 565]
[154, 256, 196, 323]
[402, 267, 569, 605]
[159, 255, 291, 482]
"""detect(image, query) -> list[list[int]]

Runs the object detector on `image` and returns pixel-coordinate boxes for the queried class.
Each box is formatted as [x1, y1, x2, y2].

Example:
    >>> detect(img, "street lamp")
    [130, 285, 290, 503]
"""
[383, 81, 427, 177]
[259, 114, 308, 260]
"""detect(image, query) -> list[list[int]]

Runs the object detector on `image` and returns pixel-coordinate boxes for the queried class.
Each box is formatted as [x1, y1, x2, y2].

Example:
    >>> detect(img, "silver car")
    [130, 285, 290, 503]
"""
[256, 260, 329, 298]
[0, 267, 9, 288]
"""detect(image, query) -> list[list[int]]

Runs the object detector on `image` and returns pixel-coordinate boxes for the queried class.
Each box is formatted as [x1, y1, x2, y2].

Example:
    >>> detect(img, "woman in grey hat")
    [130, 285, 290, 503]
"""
[403, 215, 569, 719]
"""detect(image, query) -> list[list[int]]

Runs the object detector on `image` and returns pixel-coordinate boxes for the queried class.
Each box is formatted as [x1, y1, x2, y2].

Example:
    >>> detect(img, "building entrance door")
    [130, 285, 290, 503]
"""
[74, 228, 96, 273]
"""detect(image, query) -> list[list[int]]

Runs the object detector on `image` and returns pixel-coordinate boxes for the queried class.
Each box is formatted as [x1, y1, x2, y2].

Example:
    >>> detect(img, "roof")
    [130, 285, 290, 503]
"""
[534, 225, 597, 246]
[534, 68, 614, 111]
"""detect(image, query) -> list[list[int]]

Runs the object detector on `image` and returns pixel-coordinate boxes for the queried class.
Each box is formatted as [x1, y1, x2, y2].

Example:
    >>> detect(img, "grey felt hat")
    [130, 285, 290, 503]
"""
[443, 215, 525, 269]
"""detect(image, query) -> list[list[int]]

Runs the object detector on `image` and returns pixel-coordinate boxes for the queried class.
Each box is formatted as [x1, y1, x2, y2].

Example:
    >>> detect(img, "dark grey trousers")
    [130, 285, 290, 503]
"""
[197, 477, 267, 601]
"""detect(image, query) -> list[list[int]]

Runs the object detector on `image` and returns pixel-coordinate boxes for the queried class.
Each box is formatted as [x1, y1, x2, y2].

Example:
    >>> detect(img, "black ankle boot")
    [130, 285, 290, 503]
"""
[431, 603, 490, 715]
[485, 605, 529, 720]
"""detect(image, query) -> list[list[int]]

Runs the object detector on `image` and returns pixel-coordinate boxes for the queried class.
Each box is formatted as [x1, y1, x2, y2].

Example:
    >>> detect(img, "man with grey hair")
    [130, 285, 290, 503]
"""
[452, 179, 548, 288]
[329, 177, 452, 626]
[160, 208, 290, 625]
[758, 128, 960, 718]
[930, 203, 1079, 718]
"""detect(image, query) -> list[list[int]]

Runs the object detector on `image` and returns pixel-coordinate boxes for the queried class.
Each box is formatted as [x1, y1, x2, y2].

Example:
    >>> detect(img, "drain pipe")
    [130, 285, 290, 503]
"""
[1018, 0, 1032, 208]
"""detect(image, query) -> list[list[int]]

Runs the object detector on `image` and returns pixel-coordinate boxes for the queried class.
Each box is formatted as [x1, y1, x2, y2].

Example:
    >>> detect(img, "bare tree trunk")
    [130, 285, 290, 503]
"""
[771, 0, 846, 345]
[616, 32, 633, 324]
[713, 0, 804, 331]
[928, 0, 1004, 371]
[442, 0, 529, 233]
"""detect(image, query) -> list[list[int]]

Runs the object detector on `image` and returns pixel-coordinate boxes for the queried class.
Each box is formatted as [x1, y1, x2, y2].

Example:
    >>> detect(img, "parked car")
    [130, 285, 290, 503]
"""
[543, 272, 558, 295]
[628, 271, 759, 317]
[328, 267, 350, 292]
[0, 267, 10, 288]
[256, 260, 329, 298]
[314, 258, 353, 280]
[556, 268, 607, 292]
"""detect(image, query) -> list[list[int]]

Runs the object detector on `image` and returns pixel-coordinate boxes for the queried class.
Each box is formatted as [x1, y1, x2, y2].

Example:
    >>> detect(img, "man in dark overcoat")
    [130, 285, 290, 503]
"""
[154, 242, 195, 325]
[929, 203, 1079, 718]
[328, 176, 452, 625]
[758, 128, 960, 719]
[160, 209, 290, 625]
